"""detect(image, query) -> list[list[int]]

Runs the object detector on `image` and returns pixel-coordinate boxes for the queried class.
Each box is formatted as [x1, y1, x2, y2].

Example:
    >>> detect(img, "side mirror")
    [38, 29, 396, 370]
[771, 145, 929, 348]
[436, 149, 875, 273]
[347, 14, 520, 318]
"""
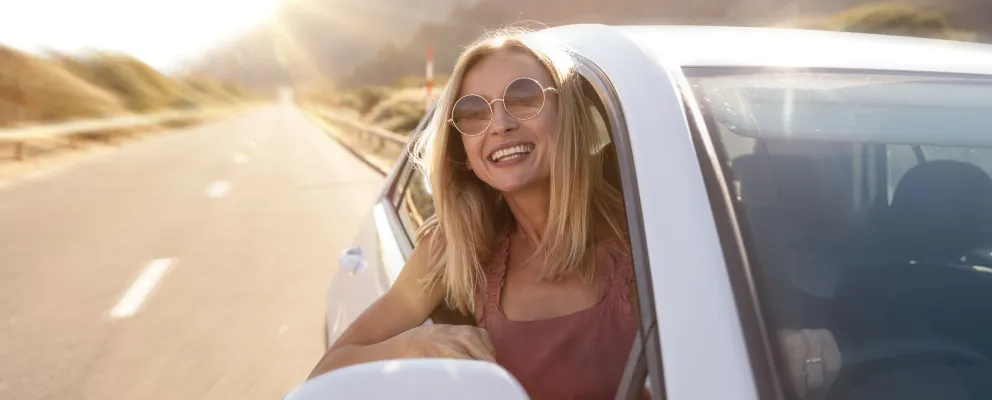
[339, 246, 366, 275]
[284, 359, 529, 400]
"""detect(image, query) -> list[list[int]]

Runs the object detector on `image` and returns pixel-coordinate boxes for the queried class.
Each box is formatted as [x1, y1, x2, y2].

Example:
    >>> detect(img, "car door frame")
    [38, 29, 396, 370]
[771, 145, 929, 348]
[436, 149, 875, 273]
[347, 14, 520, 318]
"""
[547, 25, 777, 399]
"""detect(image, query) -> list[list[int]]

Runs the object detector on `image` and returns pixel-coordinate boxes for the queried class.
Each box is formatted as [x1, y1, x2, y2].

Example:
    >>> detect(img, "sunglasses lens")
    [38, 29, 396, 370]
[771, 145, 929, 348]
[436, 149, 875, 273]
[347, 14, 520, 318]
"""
[452, 95, 491, 135]
[503, 78, 546, 120]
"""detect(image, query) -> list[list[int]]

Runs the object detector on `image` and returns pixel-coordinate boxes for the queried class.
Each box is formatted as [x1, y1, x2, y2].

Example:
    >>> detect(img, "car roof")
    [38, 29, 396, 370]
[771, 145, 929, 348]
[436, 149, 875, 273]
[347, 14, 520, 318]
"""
[540, 25, 992, 76]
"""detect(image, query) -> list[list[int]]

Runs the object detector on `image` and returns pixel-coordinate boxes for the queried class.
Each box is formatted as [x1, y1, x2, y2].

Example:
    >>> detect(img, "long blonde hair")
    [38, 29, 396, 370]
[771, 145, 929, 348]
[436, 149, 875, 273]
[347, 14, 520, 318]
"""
[411, 27, 628, 315]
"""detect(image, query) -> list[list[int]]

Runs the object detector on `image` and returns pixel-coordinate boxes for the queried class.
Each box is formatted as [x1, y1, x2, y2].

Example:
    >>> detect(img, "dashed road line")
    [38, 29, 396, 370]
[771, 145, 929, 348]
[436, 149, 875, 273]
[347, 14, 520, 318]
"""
[109, 258, 175, 319]
[206, 181, 231, 198]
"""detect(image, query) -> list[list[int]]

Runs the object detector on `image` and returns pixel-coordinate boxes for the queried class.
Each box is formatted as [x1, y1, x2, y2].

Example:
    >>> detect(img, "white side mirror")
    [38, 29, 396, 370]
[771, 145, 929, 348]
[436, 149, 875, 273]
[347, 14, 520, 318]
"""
[284, 359, 529, 400]
[339, 246, 366, 275]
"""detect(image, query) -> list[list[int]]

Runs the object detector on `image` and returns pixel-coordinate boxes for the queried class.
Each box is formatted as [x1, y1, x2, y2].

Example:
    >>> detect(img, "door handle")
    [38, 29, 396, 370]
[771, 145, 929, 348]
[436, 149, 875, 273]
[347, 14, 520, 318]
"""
[340, 246, 366, 275]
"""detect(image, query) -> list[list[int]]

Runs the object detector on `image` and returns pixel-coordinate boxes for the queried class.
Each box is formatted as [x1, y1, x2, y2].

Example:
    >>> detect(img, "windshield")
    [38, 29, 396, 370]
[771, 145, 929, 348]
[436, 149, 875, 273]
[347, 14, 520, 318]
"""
[688, 68, 992, 399]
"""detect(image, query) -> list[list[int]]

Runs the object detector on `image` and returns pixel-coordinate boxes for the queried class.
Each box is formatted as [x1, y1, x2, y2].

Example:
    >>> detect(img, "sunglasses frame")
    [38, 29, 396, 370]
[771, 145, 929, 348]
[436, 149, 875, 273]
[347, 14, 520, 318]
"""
[447, 77, 558, 136]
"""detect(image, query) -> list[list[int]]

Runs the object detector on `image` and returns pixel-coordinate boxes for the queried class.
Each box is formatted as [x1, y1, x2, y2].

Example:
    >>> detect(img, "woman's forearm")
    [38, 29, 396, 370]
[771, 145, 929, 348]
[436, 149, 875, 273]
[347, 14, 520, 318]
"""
[308, 337, 406, 379]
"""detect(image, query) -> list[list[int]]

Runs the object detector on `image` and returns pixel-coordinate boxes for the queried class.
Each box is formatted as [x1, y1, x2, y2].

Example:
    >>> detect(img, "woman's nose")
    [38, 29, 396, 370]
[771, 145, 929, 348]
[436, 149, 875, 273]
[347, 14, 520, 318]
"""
[488, 100, 518, 135]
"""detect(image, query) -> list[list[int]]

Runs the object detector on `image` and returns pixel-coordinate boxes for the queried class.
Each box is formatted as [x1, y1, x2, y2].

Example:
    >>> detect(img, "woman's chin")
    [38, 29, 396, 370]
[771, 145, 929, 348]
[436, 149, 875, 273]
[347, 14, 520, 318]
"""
[489, 177, 550, 196]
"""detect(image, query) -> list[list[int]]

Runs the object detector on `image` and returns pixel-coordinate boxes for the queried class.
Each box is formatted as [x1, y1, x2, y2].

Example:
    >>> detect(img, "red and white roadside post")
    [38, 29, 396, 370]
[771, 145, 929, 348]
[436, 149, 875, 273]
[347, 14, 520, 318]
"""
[425, 45, 434, 111]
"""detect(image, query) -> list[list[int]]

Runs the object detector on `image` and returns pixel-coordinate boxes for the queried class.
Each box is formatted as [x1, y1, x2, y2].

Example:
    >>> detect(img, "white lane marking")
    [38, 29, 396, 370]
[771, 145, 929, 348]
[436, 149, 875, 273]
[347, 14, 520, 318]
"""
[110, 258, 174, 319]
[233, 154, 249, 164]
[278, 324, 290, 335]
[206, 181, 231, 198]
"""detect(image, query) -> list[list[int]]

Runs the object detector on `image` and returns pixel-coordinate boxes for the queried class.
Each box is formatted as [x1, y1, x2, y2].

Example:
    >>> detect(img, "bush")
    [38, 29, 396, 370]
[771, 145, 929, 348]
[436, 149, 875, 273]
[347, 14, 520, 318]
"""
[823, 3, 976, 41]
[349, 86, 394, 115]
[364, 88, 427, 133]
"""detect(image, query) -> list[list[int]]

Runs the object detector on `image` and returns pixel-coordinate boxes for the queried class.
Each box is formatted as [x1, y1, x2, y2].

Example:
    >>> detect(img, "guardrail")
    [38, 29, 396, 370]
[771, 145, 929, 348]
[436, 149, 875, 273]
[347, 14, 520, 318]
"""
[305, 107, 410, 175]
[306, 108, 407, 145]
[0, 107, 240, 161]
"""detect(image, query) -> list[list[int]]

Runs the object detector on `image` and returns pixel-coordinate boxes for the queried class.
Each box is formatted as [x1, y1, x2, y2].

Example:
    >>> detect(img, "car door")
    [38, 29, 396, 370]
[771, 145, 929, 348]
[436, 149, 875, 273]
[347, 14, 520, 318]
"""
[324, 110, 436, 347]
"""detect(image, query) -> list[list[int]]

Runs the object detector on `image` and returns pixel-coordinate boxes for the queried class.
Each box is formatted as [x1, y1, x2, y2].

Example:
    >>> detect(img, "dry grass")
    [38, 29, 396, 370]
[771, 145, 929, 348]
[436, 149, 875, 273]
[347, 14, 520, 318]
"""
[53, 52, 185, 112]
[364, 87, 429, 134]
[0, 47, 126, 127]
[780, 3, 977, 41]
[1, 46, 246, 128]
[0, 47, 241, 182]
[303, 74, 441, 138]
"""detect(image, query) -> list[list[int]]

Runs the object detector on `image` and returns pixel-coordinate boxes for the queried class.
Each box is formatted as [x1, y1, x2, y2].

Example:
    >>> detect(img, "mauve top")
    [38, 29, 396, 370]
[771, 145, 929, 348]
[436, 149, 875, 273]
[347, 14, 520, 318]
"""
[474, 234, 638, 400]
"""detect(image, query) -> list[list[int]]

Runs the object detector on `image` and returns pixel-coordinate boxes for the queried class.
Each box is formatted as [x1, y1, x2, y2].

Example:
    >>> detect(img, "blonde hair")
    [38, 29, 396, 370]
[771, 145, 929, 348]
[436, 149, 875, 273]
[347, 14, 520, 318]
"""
[411, 27, 629, 315]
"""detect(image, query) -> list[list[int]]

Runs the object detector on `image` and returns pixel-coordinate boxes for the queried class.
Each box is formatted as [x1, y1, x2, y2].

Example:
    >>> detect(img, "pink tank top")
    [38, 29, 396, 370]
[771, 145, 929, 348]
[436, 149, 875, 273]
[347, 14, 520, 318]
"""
[474, 234, 638, 400]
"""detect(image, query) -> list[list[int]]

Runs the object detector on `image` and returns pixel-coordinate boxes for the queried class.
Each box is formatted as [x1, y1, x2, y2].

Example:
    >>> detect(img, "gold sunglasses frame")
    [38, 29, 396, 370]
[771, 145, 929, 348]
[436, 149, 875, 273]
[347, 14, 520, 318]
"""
[447, 77, 558, 136]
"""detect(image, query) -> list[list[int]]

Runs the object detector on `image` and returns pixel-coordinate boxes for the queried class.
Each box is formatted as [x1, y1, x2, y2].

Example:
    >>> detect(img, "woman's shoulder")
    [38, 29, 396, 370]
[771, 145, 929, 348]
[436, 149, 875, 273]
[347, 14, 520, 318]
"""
[592, 229, 631, 261]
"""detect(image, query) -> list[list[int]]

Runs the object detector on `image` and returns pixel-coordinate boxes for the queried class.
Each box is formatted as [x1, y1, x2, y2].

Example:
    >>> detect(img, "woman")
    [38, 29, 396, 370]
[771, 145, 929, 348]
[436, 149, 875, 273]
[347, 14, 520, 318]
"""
[309, 27, 636, 399]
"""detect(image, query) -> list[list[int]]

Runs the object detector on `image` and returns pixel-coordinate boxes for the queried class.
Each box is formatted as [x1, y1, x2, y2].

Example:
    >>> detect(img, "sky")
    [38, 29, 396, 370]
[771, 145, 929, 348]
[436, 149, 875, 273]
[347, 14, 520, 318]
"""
[0, 0, 283, 72]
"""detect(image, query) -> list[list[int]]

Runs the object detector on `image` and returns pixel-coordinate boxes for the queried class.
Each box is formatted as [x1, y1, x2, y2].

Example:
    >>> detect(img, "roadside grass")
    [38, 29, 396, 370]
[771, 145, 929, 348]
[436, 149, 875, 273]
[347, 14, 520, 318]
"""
[0, 46, 245, 180]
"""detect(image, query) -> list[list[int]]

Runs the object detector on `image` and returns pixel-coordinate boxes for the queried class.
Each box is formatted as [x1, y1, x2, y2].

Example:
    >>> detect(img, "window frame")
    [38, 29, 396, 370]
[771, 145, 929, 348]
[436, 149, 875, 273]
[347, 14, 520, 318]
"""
[385, 108, 437, 257]
[573, 57, 665, 399]
[678, 66, 795, 400]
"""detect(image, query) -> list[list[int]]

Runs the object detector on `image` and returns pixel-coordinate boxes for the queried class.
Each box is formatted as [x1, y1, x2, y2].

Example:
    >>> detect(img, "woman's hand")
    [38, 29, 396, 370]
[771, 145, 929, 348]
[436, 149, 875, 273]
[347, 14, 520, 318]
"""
[392, 324, 497, 362]
[778, 328, 842, 399]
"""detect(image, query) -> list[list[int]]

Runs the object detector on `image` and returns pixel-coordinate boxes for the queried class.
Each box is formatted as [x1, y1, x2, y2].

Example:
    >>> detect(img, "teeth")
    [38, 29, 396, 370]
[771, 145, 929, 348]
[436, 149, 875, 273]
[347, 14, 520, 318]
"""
[490, 144, 534, 162]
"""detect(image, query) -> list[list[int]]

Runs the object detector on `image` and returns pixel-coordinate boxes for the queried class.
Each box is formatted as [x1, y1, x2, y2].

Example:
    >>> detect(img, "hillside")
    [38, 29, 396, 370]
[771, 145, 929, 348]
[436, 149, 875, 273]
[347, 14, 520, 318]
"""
[0, 47, 125, 127]
[0, 46, 246, 128]
[190, 0, 992, 89]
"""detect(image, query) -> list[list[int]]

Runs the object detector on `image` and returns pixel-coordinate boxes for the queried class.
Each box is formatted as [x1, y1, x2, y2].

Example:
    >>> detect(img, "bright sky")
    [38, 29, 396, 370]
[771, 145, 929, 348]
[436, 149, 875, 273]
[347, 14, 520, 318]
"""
[0, 0, 282, 72]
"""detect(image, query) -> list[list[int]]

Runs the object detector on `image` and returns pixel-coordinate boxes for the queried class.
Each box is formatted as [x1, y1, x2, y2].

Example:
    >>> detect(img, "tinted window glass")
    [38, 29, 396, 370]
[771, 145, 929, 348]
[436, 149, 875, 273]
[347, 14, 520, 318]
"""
[397, 169, 434, 240]
[689, 69, 992, 400]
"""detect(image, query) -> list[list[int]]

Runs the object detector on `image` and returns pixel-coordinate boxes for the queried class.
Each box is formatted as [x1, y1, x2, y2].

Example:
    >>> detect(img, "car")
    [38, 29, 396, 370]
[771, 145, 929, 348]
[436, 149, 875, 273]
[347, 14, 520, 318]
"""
[291, 24, 992, 400]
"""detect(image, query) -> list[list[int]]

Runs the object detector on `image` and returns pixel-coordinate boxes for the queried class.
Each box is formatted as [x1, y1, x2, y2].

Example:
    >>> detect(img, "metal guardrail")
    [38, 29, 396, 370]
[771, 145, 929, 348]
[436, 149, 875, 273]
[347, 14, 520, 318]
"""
[307, 108, 407, 145]
[304, 106, 412, 175]
[0, 107, 240, 161]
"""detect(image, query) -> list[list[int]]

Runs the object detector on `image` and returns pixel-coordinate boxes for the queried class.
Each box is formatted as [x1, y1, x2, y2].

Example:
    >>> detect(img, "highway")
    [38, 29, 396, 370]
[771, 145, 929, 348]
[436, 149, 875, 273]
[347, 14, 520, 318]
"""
[0, 104, 386, 399]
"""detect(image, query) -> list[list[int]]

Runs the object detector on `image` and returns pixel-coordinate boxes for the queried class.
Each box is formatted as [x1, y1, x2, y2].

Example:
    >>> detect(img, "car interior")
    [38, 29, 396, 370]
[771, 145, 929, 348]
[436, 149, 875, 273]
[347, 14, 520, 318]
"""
[684, 68, 992, 400]
[727, 137, 992, 399]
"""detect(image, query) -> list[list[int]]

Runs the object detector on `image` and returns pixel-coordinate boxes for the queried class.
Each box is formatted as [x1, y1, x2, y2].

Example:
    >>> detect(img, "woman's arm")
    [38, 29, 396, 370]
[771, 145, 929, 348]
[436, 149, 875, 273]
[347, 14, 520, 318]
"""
[308, 233, 494, 378]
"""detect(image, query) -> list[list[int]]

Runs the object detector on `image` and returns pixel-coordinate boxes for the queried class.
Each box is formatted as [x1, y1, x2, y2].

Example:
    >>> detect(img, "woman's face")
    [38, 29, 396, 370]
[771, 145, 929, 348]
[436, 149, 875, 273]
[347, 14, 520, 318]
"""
[456, 49, 558, 194]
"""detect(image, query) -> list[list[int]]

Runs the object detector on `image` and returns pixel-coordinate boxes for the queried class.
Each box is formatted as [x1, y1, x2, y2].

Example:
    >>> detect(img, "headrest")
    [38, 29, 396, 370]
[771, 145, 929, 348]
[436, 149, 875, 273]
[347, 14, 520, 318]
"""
[884, 160, 992, 261]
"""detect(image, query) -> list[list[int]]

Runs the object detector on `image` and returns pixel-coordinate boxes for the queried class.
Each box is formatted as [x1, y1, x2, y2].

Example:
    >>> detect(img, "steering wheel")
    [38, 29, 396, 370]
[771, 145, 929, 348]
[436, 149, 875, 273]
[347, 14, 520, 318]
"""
[824, 335, 992, 400]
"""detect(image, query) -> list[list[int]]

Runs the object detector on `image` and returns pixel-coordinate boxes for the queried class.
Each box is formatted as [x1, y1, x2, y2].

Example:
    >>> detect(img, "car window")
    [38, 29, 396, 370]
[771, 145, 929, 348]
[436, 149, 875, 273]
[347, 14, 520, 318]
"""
[390, 160, 415, 207]
[688, 68, 992, 400]
[396, 168, 434, 242]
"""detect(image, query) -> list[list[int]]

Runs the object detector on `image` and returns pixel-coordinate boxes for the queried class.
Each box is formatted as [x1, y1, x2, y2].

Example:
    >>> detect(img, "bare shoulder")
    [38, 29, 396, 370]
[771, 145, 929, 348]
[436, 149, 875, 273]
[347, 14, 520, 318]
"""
[402, 223, 444, 284]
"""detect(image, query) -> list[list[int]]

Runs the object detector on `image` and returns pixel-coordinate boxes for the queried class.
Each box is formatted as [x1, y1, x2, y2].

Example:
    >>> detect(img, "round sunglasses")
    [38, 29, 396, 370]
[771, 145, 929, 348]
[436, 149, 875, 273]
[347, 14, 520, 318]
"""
[448, 77, 558, 136]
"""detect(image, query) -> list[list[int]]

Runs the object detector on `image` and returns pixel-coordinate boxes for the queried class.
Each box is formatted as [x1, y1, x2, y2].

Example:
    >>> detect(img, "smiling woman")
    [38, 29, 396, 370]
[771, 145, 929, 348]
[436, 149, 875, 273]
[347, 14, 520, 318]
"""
[0, 0, 282, 70]
[310, 27, 639, 400]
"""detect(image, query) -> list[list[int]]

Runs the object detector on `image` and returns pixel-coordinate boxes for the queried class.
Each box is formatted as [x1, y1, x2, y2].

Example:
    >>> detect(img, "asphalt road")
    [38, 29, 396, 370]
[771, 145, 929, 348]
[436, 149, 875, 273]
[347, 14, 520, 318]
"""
[0, 104, 386, 399]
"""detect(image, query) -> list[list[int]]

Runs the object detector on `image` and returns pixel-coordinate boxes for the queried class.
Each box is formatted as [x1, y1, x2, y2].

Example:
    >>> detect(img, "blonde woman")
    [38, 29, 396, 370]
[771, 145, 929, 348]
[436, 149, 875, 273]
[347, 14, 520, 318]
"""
[310, 28, 637, 399]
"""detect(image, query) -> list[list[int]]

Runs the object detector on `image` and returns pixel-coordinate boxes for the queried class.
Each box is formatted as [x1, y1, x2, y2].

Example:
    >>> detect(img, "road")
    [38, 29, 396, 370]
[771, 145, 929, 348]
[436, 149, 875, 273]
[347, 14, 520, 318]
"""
[0, 105, 386, 399]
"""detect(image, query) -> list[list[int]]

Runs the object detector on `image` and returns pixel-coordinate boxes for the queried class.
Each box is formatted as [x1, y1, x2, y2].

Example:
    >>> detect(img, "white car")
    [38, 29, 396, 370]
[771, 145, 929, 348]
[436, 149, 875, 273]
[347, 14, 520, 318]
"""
[292, 24, 992, 400]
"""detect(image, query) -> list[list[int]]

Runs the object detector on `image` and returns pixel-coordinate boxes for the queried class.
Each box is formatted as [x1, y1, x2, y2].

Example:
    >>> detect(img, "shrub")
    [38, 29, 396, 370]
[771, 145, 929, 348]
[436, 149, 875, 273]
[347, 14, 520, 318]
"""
[824, 3, 976, 41]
